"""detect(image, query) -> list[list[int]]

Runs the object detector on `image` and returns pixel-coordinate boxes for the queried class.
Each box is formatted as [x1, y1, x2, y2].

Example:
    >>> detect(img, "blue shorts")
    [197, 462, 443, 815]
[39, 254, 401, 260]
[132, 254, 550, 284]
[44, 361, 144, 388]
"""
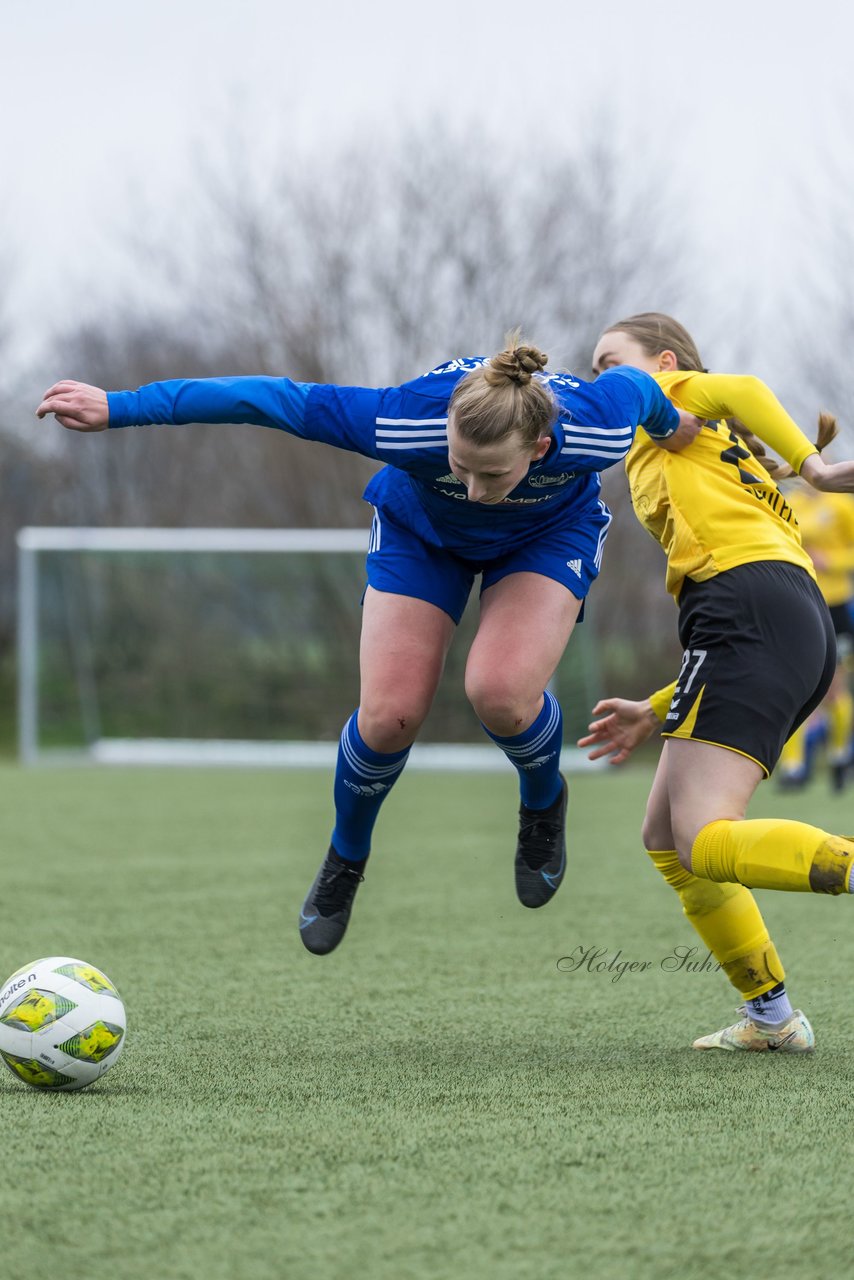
[365, 503, 612, 624]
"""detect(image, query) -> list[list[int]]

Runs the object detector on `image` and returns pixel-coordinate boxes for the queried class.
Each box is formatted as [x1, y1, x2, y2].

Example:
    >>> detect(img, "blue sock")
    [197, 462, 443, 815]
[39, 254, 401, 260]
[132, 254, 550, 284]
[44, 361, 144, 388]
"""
[481, 689, 564, 809]
[331, 712, 411, 862]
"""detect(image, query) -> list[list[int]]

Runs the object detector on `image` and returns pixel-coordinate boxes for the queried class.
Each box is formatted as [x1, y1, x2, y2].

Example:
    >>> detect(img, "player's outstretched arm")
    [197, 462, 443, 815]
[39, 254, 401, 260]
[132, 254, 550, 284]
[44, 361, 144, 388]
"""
[37, 374, 385, 458]
[37, 381, 109, 432]
[577, 697, 660, 765]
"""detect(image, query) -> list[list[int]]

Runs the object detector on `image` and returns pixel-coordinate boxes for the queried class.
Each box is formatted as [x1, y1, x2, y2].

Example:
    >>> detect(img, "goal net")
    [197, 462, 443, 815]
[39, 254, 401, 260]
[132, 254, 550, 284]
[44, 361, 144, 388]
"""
[17, 527, 602, 771]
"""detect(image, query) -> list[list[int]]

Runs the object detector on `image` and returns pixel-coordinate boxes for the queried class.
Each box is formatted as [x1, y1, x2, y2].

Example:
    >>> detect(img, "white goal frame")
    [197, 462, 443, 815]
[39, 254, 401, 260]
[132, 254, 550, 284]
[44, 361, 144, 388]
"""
[17, 526, 599, 772]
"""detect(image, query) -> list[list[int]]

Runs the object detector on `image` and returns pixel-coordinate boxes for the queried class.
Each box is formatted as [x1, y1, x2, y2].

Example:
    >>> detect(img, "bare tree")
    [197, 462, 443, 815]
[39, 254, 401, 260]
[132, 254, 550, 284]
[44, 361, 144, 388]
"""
[787, 241, 854, 454]
[774, 140, 854, 452]
[43, 123, 688, 508]
[163, 122, 686, 379]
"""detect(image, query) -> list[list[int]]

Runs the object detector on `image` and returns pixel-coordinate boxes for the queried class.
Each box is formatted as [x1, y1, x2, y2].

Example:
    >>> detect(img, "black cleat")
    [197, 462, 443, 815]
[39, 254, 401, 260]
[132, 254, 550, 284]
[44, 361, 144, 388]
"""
[515, 774, 568, 908]
[299, 846, 366, 954]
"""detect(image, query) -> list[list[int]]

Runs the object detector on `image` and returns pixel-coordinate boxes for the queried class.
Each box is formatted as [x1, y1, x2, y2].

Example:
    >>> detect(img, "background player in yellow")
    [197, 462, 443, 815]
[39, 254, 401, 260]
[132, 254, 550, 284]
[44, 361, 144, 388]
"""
[777, 485, 854, 791]
[582, 312, 854, 1053]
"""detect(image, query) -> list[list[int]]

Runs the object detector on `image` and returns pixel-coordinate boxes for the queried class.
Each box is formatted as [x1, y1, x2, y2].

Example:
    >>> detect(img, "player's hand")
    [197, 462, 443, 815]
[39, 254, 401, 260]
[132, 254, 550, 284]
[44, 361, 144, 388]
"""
[800, 453, 854, 493]
[36, 381, 110, 432]
[577, 697, 660, 765]
[653, 411, 704, 453]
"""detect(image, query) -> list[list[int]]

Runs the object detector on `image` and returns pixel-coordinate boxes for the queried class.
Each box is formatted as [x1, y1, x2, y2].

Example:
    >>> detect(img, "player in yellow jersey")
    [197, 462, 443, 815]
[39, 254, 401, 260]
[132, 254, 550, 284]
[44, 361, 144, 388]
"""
[581, 312, 854, 1053]
[777, 485, 854, 791]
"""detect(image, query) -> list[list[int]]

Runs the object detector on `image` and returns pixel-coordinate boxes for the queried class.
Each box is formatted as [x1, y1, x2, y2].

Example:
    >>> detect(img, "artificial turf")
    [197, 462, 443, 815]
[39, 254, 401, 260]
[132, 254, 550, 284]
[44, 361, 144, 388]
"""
[0, 762, 851, 1279]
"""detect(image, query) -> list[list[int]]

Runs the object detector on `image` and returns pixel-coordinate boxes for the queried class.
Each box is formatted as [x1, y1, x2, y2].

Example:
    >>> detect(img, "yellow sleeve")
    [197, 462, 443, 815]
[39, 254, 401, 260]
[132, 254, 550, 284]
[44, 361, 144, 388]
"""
[649, 681, 677, 722]
[659, 372, 818, 474]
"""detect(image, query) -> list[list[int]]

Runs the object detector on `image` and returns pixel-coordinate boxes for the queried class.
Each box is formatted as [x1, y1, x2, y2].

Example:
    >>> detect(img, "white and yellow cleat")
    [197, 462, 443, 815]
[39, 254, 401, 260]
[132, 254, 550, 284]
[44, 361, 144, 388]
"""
[692, 1008, 815, 1053]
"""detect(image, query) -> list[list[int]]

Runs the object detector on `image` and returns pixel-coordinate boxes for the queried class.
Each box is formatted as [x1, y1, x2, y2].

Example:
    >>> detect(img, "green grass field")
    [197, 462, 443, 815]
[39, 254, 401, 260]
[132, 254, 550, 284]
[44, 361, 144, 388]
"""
[0, 762, 851, 1279]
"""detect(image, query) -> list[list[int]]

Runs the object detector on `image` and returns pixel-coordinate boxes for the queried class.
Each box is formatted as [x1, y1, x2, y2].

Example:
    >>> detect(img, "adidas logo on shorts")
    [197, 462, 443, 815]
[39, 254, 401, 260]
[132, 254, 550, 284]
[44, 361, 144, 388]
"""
[566, 559, 583, 578]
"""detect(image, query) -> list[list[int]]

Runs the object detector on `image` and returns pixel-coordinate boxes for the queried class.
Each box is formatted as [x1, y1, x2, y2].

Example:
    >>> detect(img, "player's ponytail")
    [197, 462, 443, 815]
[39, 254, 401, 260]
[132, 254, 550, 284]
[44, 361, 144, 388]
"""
[730, 411, 839, 480]
[448, 332, 557, 448]
[816, 411, 839, 451]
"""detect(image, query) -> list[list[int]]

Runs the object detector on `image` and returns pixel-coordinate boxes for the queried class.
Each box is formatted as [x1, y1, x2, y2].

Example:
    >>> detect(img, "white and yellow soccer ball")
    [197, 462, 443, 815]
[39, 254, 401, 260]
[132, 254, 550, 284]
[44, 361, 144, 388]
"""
[0, 957, 126, 1091]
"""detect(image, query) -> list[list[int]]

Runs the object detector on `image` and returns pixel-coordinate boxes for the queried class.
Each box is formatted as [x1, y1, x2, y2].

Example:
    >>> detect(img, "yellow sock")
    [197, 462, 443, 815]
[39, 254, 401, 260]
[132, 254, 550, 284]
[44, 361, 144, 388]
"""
[647, 850, 784, 998]
[828, 691, 854, 761]
[779, 724, 808, 774]
[692, 819, 854, 894]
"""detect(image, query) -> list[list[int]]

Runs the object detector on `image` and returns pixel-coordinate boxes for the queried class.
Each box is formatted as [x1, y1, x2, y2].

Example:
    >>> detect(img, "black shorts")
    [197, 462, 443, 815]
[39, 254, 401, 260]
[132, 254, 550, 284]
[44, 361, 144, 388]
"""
[661, 561, 837, 775]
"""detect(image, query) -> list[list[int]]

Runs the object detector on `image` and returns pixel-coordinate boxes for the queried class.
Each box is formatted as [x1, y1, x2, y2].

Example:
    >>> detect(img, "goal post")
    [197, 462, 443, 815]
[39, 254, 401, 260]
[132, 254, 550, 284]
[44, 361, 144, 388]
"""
[16, 526, 603, 771]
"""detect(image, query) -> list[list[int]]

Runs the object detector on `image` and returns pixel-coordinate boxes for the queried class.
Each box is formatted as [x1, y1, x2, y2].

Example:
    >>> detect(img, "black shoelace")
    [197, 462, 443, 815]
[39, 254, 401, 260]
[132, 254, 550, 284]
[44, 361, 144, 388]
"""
[518, 813, 562, 870]
[316, 863, 365, 916]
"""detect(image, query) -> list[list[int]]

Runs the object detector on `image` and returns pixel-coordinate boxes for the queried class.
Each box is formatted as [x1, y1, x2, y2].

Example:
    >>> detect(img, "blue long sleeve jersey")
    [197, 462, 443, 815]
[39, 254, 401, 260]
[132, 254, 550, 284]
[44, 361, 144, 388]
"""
[108, 357, 679, 560]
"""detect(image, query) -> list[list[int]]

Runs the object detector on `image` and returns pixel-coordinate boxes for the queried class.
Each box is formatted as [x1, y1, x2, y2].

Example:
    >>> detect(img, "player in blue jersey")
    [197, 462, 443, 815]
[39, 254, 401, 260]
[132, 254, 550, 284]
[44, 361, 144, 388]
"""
[38, 336, 699, 954]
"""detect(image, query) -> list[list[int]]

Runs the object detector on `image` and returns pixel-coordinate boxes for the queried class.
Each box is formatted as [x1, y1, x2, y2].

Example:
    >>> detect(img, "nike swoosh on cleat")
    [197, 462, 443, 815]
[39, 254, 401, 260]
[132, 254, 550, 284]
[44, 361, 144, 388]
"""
[299, 910, 318, 929]
[541, 849, 567, 888]
[767, 1030, 799, 1051]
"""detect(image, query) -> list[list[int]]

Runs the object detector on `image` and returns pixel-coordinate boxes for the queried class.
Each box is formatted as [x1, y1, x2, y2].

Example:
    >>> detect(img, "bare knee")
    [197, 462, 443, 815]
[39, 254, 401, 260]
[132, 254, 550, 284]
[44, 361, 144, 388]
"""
[465, 671, 537, 736]
[664, 739, 763, 873]
[671, 815, 709, 871]
[672, 806, 751, 873]
[674, 842, 694, 871]
[357, 699, 429, 753]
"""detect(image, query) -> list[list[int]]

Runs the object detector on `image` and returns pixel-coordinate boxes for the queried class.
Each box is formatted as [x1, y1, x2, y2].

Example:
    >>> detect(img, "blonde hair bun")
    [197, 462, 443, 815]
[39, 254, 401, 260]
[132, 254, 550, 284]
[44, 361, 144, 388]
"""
[485, 338, 548, 387]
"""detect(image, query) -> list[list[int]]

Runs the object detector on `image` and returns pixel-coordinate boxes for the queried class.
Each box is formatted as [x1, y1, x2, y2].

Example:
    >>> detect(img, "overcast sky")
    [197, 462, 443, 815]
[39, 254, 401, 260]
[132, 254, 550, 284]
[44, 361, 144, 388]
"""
[1, 0, 852, 380]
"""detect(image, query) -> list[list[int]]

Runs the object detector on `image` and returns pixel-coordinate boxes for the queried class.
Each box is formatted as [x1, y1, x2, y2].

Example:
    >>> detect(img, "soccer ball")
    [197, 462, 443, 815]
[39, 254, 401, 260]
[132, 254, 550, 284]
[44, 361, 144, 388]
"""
[0, 956, 126, 1091]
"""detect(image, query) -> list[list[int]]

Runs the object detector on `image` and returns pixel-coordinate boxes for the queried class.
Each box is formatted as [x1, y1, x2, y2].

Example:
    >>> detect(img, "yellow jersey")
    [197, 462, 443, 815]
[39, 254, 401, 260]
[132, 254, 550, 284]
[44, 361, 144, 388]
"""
[781, 486, 854, 607]
[627, 371, 818, 600]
